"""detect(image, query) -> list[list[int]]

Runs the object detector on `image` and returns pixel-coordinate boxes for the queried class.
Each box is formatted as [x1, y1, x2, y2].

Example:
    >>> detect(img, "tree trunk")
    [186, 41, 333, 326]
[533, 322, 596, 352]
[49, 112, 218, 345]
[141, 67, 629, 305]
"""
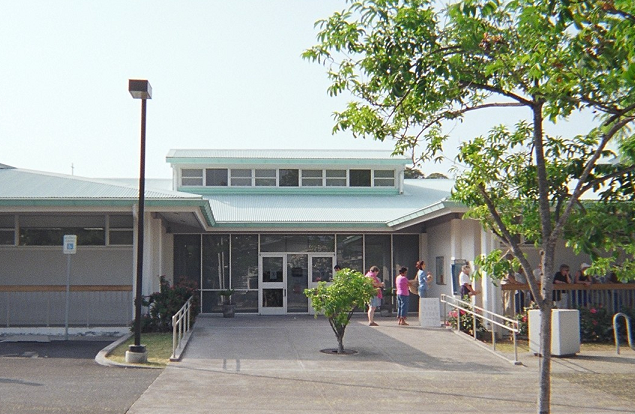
[337, 333, 344, 354]
[537, 301, 553, 414]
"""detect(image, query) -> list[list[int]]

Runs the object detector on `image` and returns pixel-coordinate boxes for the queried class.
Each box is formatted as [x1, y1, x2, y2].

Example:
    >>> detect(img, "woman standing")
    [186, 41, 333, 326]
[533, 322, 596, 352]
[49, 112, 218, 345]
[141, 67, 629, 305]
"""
[395, 267, 410, 325]
[365, 266, 384, 326]
[415, 260, 432, 298]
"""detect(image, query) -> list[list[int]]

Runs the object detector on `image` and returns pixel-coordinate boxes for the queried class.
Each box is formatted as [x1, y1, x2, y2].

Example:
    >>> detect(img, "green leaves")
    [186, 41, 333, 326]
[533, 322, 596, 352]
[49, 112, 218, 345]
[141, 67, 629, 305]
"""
[306, 0, 635, 284]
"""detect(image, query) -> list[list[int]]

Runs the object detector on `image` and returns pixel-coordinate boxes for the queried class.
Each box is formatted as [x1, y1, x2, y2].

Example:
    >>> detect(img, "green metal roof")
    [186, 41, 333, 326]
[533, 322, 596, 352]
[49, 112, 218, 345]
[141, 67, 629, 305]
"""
[0, 166, 461, 230]
[0, 168, 216, 226]
[203, 179, 457, 228]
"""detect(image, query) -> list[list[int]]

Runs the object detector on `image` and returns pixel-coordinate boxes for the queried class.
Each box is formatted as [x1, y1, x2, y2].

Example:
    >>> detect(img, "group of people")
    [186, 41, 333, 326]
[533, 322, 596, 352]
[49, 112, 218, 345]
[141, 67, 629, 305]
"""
[363, 260, 432, 327]
[503, 260, 597, 314]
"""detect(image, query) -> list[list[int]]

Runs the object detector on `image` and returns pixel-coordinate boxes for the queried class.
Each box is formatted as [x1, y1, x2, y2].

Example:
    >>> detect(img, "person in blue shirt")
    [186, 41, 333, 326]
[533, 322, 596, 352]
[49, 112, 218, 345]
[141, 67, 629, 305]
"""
[415, 260, 432, 297]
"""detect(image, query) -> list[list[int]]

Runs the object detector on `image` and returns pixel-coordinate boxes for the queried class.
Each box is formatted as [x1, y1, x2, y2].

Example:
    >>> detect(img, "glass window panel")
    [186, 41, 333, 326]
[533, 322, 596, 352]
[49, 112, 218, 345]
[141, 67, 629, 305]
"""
[262, 256, 284, 283]
[285, 235, 309, 252]
[202, 234, 230, 290]
[182, 169, 203, 177]
[262, 289, 284, 308]
[173, 235, 201, 284]
[202, 290, 260, 314]
[231, 178, 251, 186]
[287, 254, 308, 312]
[202, 291, 220, 313]
[255, 169, 276, 186]
[349, 170, 371, 187]
[374, 170, 394, 178]
[182, 169, 203, 186]
[302, 170, 323, 178]
[0, 215, 14, 227]
[279, 169, 299, 187]
[308, 235, 335, 252]
[255, 178, 276, 186]
[206, 169, 228, 186]
[19, 227, 105, 246]
[302, 178, 322, 187]
[311, 256, 333, 282]
[256, 169, 276, 178]
[20, 215, 104, 227]
[325, 179, 346, 186]
[0, 230, 14, 245]
[231, 169, 252, 177]
[365, 235, 391, 287]
[393, 234, 420, 312]
[182, 177, 203, 186]
[336, 234, 363, 272]
[109, 215, 133, 228]
[234, 290, 258, 313]
[326, 170, 346, 178]
[231, 235, 258, 289]
[374, 179, 395, 187]
[260, 234, 285, 252]
[109, 230, 133, 245]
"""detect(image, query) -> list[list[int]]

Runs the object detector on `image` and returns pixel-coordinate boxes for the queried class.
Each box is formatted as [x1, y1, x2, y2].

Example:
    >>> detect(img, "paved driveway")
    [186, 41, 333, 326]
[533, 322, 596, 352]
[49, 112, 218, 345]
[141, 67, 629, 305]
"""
[0, 338, 161, 413]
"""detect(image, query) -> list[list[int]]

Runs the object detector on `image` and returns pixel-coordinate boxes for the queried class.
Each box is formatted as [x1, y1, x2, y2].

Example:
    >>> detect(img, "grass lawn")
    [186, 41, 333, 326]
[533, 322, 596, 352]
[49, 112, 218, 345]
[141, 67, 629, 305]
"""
[107, 332, 173, 367]
[482, 337, 623, 353]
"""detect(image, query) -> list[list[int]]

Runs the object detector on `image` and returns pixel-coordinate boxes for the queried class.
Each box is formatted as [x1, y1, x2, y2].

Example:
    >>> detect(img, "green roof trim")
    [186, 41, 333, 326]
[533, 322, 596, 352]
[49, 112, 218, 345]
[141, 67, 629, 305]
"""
[177, 186, 400, 196]
[387, 200, 467, 227]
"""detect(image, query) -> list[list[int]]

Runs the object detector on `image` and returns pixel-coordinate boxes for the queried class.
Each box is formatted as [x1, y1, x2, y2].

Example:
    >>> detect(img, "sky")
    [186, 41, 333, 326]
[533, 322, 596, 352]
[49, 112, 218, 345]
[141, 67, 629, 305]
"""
[0, 1, 598, 179]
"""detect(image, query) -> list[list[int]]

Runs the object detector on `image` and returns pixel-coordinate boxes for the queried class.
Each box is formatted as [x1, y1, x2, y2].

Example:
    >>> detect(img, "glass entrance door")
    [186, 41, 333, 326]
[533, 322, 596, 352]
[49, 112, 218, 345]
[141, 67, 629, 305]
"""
[260, 255, 286, 315]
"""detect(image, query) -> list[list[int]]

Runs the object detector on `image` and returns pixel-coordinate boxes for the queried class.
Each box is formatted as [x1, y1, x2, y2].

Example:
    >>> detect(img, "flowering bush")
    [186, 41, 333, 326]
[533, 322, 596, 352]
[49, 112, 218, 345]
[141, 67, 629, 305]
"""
[136, 276, 200, 333]
[578, 306, 613, 342]
[447, 305, 486, 336]
[512, 312, 528, 337]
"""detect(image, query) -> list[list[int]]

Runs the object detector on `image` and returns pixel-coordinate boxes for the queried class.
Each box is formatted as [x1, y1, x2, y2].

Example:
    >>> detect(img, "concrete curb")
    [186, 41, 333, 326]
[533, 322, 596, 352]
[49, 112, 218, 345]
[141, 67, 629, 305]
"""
[94, 332, 162, 370]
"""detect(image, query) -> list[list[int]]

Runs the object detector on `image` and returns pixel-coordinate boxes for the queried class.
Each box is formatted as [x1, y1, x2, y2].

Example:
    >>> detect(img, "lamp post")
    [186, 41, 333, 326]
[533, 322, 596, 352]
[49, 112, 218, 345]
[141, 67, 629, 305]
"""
[126, 79, 152, 363]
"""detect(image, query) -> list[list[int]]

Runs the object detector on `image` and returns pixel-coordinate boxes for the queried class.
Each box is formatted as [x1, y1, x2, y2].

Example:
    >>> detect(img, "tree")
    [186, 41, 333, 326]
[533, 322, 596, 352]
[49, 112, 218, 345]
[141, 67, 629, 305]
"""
[304, 1, 635, 412]
[405, 166, 425, 178]
[304, 268, 377, 354]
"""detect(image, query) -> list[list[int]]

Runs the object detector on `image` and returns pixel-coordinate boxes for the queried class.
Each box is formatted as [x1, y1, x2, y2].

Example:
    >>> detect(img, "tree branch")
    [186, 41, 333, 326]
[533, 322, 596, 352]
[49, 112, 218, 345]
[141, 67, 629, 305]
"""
[459, 81, 534, 106]
[476, 184, 544, 303]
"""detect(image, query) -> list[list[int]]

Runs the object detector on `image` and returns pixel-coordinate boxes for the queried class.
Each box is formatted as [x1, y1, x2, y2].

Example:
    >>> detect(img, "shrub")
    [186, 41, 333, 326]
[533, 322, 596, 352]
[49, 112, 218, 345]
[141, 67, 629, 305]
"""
[304, 268, 376, 353]
[136, 276, 200, 333]
[578, 306, 613, 343]
[447, 302, 486, 336]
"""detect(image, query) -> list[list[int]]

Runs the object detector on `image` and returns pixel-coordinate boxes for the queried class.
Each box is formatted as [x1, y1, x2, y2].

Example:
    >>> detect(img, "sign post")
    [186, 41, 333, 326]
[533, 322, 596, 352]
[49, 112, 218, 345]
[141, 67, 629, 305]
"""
[63, 235, 77, 340]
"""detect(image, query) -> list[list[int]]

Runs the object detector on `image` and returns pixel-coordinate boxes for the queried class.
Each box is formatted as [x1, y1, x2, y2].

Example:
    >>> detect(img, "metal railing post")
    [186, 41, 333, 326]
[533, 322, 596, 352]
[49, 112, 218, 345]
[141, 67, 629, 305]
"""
[613, 312, 634, 355]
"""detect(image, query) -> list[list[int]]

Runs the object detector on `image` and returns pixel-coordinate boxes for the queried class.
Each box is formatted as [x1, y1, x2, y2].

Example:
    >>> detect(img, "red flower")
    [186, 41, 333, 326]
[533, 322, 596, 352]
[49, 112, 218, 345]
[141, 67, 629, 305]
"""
[590, 308, 598, 314]
[592, 320, 598, 326]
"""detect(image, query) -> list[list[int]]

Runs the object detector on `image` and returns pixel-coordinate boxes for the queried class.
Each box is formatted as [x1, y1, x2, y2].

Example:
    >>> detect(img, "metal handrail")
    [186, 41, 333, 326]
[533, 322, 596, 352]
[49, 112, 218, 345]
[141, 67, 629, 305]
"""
[170, 296, 193, 361]
[613, 312, 634, 355]
[441, 294, 521, 365]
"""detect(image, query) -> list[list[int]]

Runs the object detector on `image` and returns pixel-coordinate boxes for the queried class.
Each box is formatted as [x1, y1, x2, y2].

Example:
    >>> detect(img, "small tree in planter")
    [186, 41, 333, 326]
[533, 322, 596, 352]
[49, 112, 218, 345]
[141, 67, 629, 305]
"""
[304, 268, 377, 354]
[219, 289, 236, 318]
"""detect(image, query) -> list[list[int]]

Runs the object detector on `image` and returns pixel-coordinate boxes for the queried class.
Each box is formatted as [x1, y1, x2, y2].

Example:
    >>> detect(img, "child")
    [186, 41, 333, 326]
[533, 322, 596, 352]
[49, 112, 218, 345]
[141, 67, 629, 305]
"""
[395, 266, 410, 326]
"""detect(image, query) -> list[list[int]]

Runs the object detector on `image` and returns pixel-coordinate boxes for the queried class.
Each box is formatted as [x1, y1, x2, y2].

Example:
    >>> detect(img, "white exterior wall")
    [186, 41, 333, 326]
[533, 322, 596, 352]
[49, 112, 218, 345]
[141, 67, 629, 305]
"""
[0, 246, 133, 285]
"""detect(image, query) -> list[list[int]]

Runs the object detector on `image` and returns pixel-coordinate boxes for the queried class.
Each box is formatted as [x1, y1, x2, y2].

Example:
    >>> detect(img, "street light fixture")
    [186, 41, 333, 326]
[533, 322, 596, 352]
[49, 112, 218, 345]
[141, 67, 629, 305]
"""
[126, 79, 152, 363]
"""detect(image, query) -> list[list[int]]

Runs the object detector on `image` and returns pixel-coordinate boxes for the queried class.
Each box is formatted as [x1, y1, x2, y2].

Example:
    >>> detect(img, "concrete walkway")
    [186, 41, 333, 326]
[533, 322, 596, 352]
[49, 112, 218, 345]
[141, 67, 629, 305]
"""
[128, 314, 635, 413]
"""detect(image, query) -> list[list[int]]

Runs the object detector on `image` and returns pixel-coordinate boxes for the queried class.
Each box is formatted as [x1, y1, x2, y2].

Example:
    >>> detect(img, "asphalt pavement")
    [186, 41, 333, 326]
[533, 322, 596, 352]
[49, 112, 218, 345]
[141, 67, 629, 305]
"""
[0, 337, 161, 413]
